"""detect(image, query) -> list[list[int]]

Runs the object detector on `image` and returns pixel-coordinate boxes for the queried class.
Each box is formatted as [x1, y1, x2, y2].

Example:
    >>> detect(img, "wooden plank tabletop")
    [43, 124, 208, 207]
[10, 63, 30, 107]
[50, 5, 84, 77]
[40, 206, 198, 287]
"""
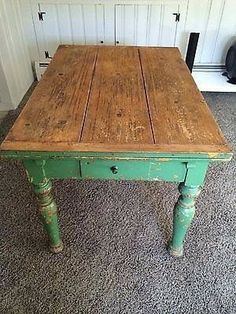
[1, 45, 231, 154]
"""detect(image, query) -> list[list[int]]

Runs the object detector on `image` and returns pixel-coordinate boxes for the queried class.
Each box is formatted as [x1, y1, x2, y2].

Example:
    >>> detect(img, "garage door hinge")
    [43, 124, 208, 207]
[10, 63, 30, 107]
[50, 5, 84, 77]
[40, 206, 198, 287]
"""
[45, 51, 52, 59]
[173, 13, 180, 22]
[38, 11, 46, 21]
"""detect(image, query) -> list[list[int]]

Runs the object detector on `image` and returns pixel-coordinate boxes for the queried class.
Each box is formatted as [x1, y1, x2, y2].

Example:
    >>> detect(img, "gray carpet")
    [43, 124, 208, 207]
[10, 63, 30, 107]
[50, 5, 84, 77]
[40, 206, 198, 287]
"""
[0, 87, 235, 314]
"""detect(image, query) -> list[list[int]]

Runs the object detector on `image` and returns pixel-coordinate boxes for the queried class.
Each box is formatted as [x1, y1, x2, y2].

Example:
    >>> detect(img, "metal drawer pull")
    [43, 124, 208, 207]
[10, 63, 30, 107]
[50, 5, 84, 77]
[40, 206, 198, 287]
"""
[110, 166, 118, 174]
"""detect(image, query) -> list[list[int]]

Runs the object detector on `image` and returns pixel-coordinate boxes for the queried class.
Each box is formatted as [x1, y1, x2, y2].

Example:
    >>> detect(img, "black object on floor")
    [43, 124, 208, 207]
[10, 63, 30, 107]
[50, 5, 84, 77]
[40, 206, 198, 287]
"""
[185, 32, 200, 73]
[222, 41, 236, 85]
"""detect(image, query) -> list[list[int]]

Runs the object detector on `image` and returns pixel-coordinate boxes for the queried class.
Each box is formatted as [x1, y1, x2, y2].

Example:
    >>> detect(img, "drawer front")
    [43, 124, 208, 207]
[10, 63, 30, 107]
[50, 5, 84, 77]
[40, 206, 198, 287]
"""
[80, 159, 186, 182]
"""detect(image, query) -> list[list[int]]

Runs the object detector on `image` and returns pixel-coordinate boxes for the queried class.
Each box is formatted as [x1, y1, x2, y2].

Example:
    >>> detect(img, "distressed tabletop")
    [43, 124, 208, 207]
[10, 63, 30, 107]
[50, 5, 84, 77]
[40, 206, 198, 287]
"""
[0, 45, 231, 156]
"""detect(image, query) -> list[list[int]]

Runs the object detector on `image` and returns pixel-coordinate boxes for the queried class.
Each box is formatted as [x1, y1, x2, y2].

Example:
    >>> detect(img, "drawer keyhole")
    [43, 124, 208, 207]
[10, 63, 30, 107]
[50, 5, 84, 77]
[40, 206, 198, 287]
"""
[110, 166, 118, 174]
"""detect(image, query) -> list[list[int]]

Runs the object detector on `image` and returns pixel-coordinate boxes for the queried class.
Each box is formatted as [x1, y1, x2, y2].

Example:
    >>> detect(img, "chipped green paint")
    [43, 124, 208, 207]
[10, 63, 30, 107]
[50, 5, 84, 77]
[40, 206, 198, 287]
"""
[169, 184, 201, 257]
[80, 159, 187, 182]
[0, 148, 231, 256]
[23, 159, 79, 184]
[0, 150, 233, 161]
[22, 158, 209, 184]
[33, 178, 63, 253]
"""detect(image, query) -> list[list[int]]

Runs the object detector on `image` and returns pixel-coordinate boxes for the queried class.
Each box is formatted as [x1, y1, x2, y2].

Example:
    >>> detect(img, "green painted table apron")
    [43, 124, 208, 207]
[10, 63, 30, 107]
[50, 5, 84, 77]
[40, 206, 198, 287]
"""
[1, 150, 232, 257]
[0, 46, 232, 257]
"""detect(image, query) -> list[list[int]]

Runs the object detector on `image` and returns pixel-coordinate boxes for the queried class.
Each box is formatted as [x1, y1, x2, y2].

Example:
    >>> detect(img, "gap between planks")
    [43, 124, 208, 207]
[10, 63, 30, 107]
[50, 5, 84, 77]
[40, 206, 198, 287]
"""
[78, 47, 99, 142]
[138, 48, 156, 145]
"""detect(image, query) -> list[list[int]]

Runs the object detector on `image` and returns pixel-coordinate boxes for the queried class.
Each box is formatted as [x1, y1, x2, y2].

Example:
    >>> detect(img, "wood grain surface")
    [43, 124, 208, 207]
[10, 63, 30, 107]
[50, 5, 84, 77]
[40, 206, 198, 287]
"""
[81, 47, 154, 144]
[1, 45, 231, 154]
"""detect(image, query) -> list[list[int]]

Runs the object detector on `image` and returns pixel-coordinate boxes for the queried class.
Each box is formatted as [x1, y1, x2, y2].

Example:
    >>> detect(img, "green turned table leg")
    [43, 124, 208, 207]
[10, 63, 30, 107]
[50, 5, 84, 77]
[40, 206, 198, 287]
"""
[33, 179, 63, 253]
[168, 161, 209, 257]
[169, 183, 201, 257]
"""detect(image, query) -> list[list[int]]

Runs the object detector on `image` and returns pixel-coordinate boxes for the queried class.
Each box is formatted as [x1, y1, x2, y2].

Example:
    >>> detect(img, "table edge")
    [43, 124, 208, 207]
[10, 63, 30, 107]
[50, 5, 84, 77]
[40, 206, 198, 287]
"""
[0, 147, 233, 162]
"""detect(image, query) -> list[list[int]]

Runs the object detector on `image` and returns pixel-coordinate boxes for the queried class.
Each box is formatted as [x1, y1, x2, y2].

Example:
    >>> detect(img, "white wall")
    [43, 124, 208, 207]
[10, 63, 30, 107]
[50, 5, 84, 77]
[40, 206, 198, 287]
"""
[27, 0, 188, 60]
[25, 0, 236, 66]
[0, 0, 34, 111]
[0, 64, 12, 111]
[185, 0, 236, 65]
[1, 0, 236, 110]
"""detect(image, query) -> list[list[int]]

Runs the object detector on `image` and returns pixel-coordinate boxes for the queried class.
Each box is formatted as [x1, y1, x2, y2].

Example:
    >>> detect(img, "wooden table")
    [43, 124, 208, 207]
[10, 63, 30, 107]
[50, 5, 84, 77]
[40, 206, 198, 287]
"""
[1, 45, 232, 257]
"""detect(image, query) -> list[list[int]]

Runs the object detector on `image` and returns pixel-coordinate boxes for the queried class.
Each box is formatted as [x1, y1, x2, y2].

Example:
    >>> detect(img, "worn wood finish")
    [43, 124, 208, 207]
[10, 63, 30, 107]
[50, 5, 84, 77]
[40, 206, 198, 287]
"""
[81, 46, 154, 144]
[3, 46, 98, 144]
[139, 48, 227, 147]
[1, 45, 231, 155]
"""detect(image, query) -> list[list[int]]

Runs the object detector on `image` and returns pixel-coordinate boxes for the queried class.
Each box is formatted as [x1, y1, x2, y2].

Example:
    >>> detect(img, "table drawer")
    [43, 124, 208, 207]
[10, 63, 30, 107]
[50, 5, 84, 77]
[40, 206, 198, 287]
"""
[80, 159, 186, 182]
